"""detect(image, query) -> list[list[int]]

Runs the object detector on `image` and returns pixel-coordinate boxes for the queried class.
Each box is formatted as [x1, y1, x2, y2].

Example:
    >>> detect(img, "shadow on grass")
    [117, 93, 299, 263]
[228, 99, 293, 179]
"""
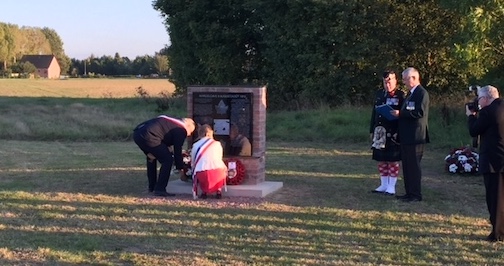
[0, 193, 498, 265]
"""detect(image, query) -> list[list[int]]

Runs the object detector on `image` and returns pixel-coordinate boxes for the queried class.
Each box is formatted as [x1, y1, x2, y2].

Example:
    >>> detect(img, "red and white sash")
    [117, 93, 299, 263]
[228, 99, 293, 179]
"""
[158, 115, 186, 129]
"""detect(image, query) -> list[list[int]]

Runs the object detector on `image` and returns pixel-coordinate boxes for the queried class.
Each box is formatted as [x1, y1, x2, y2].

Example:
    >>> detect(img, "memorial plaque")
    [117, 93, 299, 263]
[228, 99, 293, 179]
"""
[192, 92, 253, 156]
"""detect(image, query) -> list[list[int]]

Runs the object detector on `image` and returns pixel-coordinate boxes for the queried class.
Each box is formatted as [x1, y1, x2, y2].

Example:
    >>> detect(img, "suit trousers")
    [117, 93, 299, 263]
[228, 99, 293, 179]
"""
[483, 172, 504, 239]
[400, 144, 424, 199]
[133, 133, 174, 193]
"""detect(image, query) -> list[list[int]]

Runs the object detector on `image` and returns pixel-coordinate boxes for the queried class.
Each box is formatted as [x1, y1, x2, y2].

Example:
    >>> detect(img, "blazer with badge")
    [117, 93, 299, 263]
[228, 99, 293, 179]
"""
[468, 98, 504, 173]
[398, 85, 430, 145]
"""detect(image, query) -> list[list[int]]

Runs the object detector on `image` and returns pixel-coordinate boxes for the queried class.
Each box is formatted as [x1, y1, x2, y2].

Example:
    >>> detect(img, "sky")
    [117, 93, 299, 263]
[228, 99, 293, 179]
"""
[1, 0, 170, 60]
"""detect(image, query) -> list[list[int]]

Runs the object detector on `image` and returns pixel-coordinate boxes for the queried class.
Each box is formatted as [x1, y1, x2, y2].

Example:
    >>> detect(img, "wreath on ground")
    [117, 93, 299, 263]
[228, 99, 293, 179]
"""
[177, 150, 193, 182]
[444, 147, 479, 174]
[177, 153, 246, 185]
[224, 158, 246, 185]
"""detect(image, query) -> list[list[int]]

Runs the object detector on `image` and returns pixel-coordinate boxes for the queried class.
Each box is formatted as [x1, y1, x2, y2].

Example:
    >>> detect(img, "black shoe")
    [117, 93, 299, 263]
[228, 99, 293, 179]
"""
[200, 193, 207, 199]
[401, 197, 422, 202]
[153, 191, 175, 197]
[216, 192, 222, 199]
[486, 232, 497, 242]
[148, 188, 154, 193]
[395, 194, 410, 200]
[371, 190, 385, 194]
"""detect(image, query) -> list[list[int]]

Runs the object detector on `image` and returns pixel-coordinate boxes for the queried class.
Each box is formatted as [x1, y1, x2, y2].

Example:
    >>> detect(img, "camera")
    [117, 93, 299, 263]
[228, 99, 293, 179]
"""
[465, 85, 480, 112]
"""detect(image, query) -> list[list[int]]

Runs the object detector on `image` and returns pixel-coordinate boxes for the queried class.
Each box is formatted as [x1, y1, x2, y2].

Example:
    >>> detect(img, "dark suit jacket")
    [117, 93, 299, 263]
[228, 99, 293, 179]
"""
[398, 85, 430, 145]
[468, 98, 504, 173]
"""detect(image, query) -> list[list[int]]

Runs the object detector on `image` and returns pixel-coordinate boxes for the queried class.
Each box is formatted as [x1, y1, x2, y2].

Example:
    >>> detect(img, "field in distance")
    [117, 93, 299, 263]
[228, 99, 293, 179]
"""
[0, 78, 175, 98]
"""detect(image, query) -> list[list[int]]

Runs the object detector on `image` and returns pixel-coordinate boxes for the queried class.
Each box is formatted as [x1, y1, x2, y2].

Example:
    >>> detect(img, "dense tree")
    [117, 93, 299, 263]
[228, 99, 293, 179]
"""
[41, 27, 71, 74]
[154, 54, 169, 75]
[153, 0, 475, 108]
[153, 0, 263, 93]
[11, 61, 37, 77]
[441, 0, 504, 87]
[0, 23, 15, 70]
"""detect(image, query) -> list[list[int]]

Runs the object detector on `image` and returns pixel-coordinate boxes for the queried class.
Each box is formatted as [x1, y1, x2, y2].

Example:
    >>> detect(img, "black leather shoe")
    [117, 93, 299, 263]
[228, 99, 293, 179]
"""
[371, 190, 385, 194]
[153, 191, 175, 197]
[486, 232, 497, 242]
[216, 192, 222, 199]
[401, 197, 422, 202]
[395, 194, 410, 200]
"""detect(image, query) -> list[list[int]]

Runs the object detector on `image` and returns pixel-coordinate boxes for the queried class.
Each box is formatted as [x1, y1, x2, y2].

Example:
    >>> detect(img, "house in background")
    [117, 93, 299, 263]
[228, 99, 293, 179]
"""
[20, 55, 61, 79]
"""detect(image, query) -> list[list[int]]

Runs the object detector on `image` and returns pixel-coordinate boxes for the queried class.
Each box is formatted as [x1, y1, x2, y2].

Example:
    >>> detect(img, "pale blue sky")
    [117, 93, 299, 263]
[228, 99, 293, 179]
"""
[2, 0, 170, 60]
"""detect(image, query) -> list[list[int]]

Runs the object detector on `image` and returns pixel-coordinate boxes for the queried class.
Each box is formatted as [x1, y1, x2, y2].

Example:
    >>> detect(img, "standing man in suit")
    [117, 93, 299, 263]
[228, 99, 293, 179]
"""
[467, 85, 504, 242]
[391, 67, 430, 202]
[133, 115, 196, 197]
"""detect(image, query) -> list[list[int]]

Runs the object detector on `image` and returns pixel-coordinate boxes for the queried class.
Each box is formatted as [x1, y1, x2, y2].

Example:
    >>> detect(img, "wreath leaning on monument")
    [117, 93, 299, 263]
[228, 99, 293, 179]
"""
[444, 146, 479, 174]
[224, 158, 246, 185]
[177, 150, 193, 182]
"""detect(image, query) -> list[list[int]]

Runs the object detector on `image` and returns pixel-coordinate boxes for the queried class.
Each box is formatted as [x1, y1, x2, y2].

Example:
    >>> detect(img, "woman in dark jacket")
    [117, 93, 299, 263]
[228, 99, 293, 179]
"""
[369, 70, 405, 195]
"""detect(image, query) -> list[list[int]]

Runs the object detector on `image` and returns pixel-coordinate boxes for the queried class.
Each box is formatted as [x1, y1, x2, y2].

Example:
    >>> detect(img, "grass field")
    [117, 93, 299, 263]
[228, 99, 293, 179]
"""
[0, 78, 175, 98]
[0, 78, 498, 265]
[0, 140, 500, 265]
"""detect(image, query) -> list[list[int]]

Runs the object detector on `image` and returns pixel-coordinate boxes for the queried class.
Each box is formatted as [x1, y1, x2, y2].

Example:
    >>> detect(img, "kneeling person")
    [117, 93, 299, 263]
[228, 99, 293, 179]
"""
[191, 124, 227, 199]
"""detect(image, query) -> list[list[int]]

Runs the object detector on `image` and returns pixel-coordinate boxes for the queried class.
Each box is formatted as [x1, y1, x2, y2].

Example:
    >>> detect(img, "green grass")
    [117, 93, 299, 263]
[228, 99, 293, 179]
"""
[0, 94, 472, 149]
[0, 140, 500, 265]
[0, 81, 493, 265]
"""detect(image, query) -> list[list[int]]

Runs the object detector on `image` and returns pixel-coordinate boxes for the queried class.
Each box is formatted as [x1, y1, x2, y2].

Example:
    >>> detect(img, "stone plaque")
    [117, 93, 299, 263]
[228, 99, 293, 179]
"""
[192, 92, 253, 156]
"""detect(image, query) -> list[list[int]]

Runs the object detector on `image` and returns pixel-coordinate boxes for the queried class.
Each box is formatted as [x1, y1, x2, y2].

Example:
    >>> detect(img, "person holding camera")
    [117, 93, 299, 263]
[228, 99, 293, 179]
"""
[467, 85, 504, 242]
[390, 67, 430, 202]
[369, 70, 405, 195]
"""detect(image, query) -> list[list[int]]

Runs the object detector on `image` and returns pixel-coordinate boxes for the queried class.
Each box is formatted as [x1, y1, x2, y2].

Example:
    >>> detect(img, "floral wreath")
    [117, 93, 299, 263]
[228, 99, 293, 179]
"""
[176, 150, 193, 182]
[444, 146, 479, 174]
[224, 158, 246, 185]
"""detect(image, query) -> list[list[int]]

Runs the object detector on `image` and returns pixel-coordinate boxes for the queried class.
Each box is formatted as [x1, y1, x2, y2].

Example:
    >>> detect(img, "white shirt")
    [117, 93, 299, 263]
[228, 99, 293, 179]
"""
[191, 137, 227, 173]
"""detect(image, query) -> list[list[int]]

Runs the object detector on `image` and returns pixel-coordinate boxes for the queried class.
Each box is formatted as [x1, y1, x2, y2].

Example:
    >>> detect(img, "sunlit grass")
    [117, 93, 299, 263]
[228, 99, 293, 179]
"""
[0, 140, 503, 265]
[0, 78, 175, 98]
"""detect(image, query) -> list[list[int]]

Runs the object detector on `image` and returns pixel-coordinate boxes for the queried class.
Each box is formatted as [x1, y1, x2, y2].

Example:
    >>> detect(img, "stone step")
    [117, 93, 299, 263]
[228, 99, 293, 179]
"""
[167, 179, 283, 198]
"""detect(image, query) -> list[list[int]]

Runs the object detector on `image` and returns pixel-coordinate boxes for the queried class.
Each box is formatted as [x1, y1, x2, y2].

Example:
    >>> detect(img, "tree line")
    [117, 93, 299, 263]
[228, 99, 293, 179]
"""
[0, 22, 168, 77]
[153, 0, 504, 109]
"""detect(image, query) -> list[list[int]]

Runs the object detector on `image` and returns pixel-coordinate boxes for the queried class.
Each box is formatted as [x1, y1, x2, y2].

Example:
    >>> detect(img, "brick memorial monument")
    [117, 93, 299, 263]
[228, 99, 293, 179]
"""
[167, 85, 283, 197]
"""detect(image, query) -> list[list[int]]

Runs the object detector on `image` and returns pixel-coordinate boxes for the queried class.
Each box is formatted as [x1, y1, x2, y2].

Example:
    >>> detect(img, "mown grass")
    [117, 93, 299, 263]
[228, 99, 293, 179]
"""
[0, 78, 174, 98]
[0, 140, 499, 265]
[0, 79, 494, 265]
[0, 95, 470, 149]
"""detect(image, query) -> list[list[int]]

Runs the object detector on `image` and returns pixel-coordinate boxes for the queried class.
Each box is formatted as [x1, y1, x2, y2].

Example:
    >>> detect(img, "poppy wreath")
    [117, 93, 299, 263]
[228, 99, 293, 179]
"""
[224, 158, 246, 185]
[444, 146, 479, 174]
[180, 150, 192, 181]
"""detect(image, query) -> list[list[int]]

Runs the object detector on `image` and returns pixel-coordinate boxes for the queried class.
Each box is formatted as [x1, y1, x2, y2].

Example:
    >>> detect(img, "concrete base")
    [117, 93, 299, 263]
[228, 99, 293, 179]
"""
[167, 179, 283, 198]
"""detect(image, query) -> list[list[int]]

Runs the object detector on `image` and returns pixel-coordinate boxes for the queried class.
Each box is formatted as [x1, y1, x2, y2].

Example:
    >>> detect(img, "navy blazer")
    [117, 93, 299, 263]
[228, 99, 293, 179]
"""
[398, 85, 430, 145]
[468, 98, 504, 173]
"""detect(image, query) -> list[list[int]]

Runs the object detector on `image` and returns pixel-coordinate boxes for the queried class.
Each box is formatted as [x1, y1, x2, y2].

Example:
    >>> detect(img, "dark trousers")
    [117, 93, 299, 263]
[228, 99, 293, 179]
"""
[133, 133, 174, 192]
[400, 144, 424, 199]
[483, 172, 504, 239]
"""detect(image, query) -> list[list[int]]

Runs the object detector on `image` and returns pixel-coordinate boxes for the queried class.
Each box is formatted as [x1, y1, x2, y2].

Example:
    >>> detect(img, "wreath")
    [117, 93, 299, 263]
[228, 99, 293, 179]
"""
[224, 158, 246, 185]
[177, 150, 193, 182]
[444, 147, 479, 174]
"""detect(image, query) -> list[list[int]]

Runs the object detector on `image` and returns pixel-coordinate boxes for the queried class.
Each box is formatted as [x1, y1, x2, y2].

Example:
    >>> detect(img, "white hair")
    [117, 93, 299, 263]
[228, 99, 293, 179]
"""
[478, 85, 500, 99]
[182, 118, 196, 135]
[402, 67, 419, 78]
